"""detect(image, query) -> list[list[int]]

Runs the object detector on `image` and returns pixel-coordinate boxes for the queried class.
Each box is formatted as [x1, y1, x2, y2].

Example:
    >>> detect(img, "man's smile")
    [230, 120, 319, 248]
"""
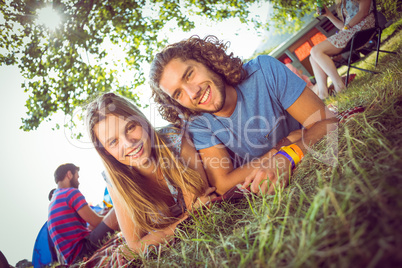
[199, 87, 211, 104]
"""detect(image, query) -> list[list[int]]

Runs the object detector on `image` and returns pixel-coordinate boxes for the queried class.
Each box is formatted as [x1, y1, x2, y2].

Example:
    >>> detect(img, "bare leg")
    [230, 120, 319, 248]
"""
[310, 55, 329, 99]
[310, 40, 345, 95]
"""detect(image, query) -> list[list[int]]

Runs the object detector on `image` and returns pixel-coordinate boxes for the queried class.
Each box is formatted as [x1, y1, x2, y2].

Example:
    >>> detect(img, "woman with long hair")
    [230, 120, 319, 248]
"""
[84, 92, 215, 265]
[310, 0, 375, 99]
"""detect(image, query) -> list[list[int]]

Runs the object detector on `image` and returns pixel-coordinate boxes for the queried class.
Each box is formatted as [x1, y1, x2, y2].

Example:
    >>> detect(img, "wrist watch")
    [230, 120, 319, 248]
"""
[344, 24, 351, 30]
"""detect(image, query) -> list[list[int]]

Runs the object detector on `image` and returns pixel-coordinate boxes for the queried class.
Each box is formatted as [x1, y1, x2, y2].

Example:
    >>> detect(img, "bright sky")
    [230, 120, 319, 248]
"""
[0, 2, 270, 266]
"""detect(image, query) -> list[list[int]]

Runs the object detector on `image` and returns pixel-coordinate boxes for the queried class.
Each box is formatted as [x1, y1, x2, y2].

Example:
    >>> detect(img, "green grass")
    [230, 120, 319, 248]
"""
[131, 22, 402, 268]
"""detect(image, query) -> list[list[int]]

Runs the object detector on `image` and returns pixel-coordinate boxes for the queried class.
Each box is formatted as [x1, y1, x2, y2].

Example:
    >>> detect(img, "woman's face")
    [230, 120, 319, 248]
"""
[94, 114, 152, 168]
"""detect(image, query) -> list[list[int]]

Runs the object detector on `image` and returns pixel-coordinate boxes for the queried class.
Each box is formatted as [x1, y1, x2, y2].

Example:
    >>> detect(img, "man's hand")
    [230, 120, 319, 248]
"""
[241, 154, 291, 195]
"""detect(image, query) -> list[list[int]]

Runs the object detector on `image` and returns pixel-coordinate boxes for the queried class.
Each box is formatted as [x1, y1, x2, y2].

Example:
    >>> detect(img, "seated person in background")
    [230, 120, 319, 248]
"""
[48, 188, 56, 201]
[85, 93, 216, 261]
[149, 35, 337, 196]
[48, 163, 119, 265]
[310, 0, 375, 99]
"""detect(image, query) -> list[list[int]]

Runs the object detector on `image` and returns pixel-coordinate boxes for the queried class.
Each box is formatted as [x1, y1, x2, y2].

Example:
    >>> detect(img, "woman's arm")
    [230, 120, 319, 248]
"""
[346, 0, 372, 28]
[119, 214, 190, 256]
[321, 5, 345, 30]
[107, 184, 190, 255]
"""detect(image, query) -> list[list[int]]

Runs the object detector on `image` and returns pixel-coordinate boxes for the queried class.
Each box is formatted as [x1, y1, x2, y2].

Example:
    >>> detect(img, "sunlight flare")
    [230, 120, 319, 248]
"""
[36, 6, 61, 30]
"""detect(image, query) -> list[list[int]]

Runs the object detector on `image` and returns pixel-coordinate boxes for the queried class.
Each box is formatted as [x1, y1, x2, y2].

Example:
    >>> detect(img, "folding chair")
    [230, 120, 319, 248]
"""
[339, 0, 396, 86]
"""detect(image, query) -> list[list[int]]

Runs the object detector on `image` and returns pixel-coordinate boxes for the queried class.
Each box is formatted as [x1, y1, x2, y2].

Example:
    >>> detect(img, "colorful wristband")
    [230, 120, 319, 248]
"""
[275, 151, 295, 170]
[281, 146, 300, 166]
[287, 144, 304, 161]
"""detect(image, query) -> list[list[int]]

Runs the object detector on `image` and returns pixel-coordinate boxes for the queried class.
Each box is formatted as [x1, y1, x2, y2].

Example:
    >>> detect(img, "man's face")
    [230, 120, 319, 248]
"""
[70, 170, 80, 189]
[158, 58, 226, 114]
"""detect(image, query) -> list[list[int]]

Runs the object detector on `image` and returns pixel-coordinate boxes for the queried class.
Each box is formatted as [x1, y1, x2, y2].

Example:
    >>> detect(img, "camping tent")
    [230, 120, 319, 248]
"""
[32, 222, 56, 268]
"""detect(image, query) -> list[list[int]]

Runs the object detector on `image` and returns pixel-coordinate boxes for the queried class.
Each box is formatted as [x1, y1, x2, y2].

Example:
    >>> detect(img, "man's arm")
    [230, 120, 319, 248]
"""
[287, 87, 338, 150]
[197, 128, 303, 195]
[242, 87, 337, 194]
[195, 76, 336, 196]
[201, 87, 336, 195]
[198, 145, 265, 195]
[77, 205, 104, 228]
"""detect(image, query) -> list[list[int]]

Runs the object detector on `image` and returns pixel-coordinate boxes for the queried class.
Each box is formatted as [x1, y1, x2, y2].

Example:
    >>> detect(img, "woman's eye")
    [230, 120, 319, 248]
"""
[127, 123, 136, 132]
[109, 139, 118, 147]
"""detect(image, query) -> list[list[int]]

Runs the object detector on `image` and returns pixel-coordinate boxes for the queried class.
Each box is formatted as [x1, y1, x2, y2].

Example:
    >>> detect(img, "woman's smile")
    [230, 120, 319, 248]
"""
[126, 142, 144, 158]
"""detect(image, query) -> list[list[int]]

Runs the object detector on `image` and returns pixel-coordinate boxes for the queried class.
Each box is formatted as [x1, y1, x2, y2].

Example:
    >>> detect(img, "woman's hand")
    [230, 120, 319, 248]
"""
[191, 186, 217, 210]
[316, 4, 326, 16]
[317, 4, 332, 17]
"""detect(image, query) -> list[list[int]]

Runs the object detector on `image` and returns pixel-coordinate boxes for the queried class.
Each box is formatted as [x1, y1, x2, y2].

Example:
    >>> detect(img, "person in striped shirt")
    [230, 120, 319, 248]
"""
[48, 163, 119, 265]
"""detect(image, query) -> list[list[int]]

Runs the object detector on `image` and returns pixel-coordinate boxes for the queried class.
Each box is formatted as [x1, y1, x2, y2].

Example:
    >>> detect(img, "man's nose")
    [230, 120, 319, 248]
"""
[183, 84, 201, 100]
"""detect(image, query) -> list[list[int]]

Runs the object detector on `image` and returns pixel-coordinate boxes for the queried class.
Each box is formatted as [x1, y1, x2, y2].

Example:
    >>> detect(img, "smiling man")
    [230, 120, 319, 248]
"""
[149, 35, 337, 195]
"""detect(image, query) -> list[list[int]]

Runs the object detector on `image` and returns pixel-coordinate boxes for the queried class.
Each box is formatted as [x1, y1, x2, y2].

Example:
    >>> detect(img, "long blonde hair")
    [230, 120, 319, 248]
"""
[335, 0, 344, 21]
[86, 93, 206, 232]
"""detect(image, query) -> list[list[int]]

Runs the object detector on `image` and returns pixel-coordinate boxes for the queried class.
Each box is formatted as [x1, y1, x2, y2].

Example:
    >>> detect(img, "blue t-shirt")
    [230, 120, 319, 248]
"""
[188, 55, 306, 164]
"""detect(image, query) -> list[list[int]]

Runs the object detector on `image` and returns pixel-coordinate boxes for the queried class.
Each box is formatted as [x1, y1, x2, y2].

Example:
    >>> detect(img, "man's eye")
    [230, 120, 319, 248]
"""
[187, 71, 193, 80]
[175, 91, 182, 99]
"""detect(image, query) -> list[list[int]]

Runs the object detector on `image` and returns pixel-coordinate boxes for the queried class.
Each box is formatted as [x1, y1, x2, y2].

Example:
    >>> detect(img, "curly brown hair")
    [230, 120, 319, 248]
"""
[149, 35, 247, 126]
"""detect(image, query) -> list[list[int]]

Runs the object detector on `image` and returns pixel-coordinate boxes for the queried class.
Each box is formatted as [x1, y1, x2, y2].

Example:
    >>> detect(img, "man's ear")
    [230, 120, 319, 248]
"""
[66, 170, 73, 180]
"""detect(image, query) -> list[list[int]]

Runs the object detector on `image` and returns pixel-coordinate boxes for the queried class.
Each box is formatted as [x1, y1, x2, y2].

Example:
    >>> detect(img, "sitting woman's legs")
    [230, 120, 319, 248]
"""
[310, 55, 329, 99]
[310, 40, 345, 98]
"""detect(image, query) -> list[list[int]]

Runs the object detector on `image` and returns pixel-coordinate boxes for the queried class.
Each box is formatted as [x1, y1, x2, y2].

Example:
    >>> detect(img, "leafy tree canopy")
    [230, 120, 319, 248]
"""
[0, 0, 318, 134]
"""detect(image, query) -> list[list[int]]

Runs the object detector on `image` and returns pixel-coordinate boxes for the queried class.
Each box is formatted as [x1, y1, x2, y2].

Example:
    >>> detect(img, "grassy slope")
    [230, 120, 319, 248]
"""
[134, 21, 402, 268]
